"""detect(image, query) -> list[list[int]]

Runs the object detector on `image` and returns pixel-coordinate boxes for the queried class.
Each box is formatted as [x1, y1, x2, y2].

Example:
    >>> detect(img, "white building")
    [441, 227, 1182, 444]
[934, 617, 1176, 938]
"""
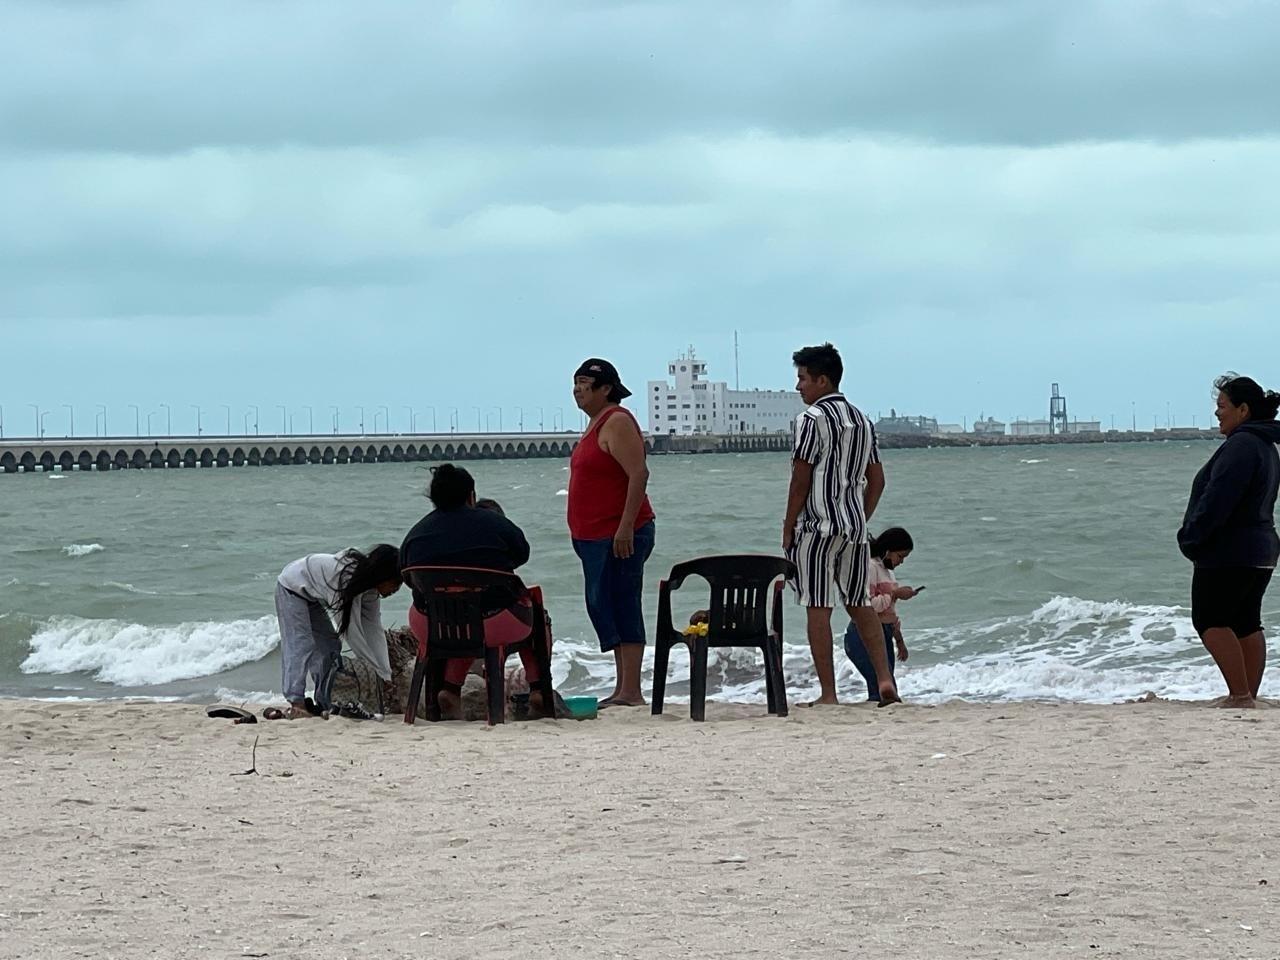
[647, 348, 804, 435]
[1065, 420, 1102, 434]
[1010, 419, 1053, 437]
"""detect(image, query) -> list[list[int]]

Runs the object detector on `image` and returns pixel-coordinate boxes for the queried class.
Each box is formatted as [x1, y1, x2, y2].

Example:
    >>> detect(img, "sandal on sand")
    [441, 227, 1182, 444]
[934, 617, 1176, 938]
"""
[262, 707, 287, 721]
[206, 705, 257, 724]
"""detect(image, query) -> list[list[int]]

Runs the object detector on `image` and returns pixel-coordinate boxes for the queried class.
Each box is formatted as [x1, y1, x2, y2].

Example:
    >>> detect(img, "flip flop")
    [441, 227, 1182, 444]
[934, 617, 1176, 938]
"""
[206, 705, 257, 724]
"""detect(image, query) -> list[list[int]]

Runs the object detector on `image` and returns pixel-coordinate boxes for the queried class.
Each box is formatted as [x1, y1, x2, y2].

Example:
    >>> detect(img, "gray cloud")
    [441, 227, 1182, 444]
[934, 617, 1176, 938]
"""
[3, 0, 1278, 153]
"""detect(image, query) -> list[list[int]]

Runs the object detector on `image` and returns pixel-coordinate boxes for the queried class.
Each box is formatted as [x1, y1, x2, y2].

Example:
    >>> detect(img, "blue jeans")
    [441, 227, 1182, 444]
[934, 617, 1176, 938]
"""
[572, 521, 656, 652]
[844, 620, 896, 702]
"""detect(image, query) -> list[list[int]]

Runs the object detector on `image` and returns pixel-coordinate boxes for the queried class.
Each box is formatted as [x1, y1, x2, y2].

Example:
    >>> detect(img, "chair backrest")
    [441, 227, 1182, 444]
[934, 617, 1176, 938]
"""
[667, 555, 796, 645]
[401, 565, 528, 657]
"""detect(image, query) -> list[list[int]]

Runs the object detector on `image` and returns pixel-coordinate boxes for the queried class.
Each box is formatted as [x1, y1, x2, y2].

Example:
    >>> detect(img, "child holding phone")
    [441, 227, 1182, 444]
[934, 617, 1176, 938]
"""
[843, 527, 923, 702]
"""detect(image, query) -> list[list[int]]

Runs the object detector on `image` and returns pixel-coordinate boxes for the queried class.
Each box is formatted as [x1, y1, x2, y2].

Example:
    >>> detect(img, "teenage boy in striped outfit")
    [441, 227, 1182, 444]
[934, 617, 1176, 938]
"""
[783, 343, 901, 706]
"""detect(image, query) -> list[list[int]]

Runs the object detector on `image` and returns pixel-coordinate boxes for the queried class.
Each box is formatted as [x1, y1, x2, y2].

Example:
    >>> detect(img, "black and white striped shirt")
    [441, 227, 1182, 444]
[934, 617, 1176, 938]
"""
[793, 393, 881, 541]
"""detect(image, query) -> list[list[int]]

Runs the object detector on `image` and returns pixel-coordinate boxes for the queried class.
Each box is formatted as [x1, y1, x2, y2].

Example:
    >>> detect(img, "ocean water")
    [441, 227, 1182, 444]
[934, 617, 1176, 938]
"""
[2, 441, 1270, 705]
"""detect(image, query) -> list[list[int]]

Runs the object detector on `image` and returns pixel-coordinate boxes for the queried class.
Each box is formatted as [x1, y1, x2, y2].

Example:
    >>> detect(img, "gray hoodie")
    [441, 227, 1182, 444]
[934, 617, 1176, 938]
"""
[1178, 420, 1280, 568]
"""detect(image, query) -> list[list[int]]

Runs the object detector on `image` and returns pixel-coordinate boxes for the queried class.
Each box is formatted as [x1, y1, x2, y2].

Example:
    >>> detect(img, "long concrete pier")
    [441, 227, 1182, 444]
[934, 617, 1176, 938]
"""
[0, 429, 793, 473]
[0, 432, 585, 473]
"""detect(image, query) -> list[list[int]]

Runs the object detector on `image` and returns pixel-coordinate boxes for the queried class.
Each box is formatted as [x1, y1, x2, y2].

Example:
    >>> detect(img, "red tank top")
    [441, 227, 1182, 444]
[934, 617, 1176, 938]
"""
[567, 406, 656, 540]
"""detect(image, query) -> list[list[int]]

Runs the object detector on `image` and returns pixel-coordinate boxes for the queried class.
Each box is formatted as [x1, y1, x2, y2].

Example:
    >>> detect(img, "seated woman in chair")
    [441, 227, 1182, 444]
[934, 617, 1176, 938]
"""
[400, 464, 552, 719]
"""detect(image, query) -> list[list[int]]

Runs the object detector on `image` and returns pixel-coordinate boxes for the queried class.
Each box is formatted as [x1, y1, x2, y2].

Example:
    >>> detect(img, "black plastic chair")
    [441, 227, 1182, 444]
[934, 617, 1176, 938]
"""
[401, 565, 555, 726]
[651, 555, 796, 721]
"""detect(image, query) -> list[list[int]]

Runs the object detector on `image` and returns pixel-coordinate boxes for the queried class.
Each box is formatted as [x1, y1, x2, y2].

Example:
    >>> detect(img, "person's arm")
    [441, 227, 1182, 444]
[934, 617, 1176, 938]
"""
[783, 459, 813, 551]
[869, 580, 895, 614]
[864, 424, 885, 520]
[784, 414, 821, 550]
[601, 413, 650, 559]
[1178, 440, 1255, 560]
[343, 592, 392, 681]
[502, 517, 531, 569]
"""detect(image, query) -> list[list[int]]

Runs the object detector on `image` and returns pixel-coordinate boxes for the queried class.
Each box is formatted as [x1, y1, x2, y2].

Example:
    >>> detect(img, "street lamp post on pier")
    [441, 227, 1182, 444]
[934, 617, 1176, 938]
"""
[191, 405, 203, 437]
[474, 406, 482, 432]
[97, 405, 107, 437]
[221, 405, 231, 435]
[148, 411, 158, 436]
[404, 406, 415, 433]
[450, 408, 458, 432]
[161, 403, 171, 436]
[303, 405, 314, 435]
[357, 406, 365, 436]
[278, 405, 287, 435]
[330, 406, 340, 435]
[249, 405, 259, 436]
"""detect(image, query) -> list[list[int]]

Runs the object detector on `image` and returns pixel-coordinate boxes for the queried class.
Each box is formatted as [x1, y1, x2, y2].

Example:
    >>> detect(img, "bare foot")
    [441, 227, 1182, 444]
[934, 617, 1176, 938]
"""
[1215, 694, 1257, 709]
[600, 696, 646, 708]
[436, 689, 465, 721]
[527, 690, 549, 718]
[876, 682, 901, 707]
[800, 696, 840, 707]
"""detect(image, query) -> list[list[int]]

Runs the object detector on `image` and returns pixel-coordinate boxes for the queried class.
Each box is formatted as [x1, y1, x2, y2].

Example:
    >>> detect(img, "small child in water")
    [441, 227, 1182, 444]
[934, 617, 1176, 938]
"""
[844, 527, 923, 702]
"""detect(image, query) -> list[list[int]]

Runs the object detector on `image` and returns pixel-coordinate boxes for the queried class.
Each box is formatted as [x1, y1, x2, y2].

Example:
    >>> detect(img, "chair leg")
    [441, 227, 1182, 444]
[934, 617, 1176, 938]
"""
[426, 659, 444, 723]
[484, 647, 505, 725]
[769, 638, 789, 718]
[651, 637, 672, 716]
[763, 642, 777, 715]
[690, 637, 709, 722]
[405, 659, 427, 724]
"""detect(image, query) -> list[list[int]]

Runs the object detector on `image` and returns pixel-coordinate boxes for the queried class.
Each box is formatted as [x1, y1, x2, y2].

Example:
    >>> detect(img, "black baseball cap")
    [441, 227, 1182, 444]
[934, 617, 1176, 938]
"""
[574, 358, 632, 400]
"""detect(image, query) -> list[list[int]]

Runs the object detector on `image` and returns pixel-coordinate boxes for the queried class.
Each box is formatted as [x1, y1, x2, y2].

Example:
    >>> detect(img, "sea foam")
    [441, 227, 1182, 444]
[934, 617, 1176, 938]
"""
[22, 615, 279, 686]
[62, 543, 104, 558]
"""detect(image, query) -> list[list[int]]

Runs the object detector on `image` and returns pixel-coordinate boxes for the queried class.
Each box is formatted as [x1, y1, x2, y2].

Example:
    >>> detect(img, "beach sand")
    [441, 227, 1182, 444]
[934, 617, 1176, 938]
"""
[2, 698, 1277, 960]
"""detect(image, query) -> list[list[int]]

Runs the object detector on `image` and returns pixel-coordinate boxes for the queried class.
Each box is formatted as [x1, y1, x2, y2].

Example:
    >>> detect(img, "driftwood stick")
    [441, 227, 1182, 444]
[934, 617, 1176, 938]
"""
[232, 735, 260, 776]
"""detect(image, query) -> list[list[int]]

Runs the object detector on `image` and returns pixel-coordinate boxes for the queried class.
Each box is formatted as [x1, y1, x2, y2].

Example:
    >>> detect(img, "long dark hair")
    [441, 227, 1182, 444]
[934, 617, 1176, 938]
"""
[1216, 373, 1280, 421]
[333, 544, 400, 635]
[870, 527, 914, 559]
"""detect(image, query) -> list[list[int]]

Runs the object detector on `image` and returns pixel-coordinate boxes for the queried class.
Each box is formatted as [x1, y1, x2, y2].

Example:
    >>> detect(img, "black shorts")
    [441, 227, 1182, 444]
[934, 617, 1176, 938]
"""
[1191, 567, 1274, 637]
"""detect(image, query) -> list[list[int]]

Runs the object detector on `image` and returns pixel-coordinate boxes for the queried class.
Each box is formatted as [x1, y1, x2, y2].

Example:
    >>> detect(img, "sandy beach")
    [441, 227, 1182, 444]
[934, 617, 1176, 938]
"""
[2, 698, 1277, 960]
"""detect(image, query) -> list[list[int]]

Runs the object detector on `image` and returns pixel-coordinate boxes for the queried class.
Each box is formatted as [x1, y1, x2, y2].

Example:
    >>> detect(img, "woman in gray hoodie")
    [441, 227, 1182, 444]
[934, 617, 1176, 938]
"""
[1179, 374, 1280, 707]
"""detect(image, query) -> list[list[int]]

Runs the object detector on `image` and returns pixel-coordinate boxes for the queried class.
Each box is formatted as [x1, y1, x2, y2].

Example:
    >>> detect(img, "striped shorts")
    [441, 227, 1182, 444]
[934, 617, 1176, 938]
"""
[787, 531, 871, 609]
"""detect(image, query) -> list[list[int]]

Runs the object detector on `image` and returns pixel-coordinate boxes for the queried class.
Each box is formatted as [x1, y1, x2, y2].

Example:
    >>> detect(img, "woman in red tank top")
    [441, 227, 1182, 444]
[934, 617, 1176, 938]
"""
[568, 358, 656, 707]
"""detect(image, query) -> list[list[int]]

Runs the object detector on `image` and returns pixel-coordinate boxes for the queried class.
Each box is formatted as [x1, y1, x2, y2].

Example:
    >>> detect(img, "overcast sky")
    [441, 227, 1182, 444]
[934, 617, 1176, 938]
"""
[2, 0, 1276, 438]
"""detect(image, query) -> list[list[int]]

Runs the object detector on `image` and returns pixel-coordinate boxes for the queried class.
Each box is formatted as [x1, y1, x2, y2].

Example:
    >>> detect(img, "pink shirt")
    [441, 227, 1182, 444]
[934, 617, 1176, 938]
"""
[868, 557, 900, 626]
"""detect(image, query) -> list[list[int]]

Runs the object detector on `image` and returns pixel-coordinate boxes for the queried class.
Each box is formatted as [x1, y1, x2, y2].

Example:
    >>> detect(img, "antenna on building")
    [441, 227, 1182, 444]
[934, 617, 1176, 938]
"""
[734, 331, 740, 390]
[1049, 383, 1068, 436]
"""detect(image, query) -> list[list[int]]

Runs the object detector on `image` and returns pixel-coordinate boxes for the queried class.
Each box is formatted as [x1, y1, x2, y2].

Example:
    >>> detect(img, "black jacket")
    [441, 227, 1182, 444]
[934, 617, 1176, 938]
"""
[400, 506, 530, 573]
[1178, 420, 1280, 568]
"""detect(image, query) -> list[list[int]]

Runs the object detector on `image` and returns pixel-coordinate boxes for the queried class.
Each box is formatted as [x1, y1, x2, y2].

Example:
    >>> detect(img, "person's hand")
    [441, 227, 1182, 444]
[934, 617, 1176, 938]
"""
[895, 638, 909, 662]
[782, 526, 794, 552]
[613, 526, 635, 559]
[894, 584, 920, 600]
